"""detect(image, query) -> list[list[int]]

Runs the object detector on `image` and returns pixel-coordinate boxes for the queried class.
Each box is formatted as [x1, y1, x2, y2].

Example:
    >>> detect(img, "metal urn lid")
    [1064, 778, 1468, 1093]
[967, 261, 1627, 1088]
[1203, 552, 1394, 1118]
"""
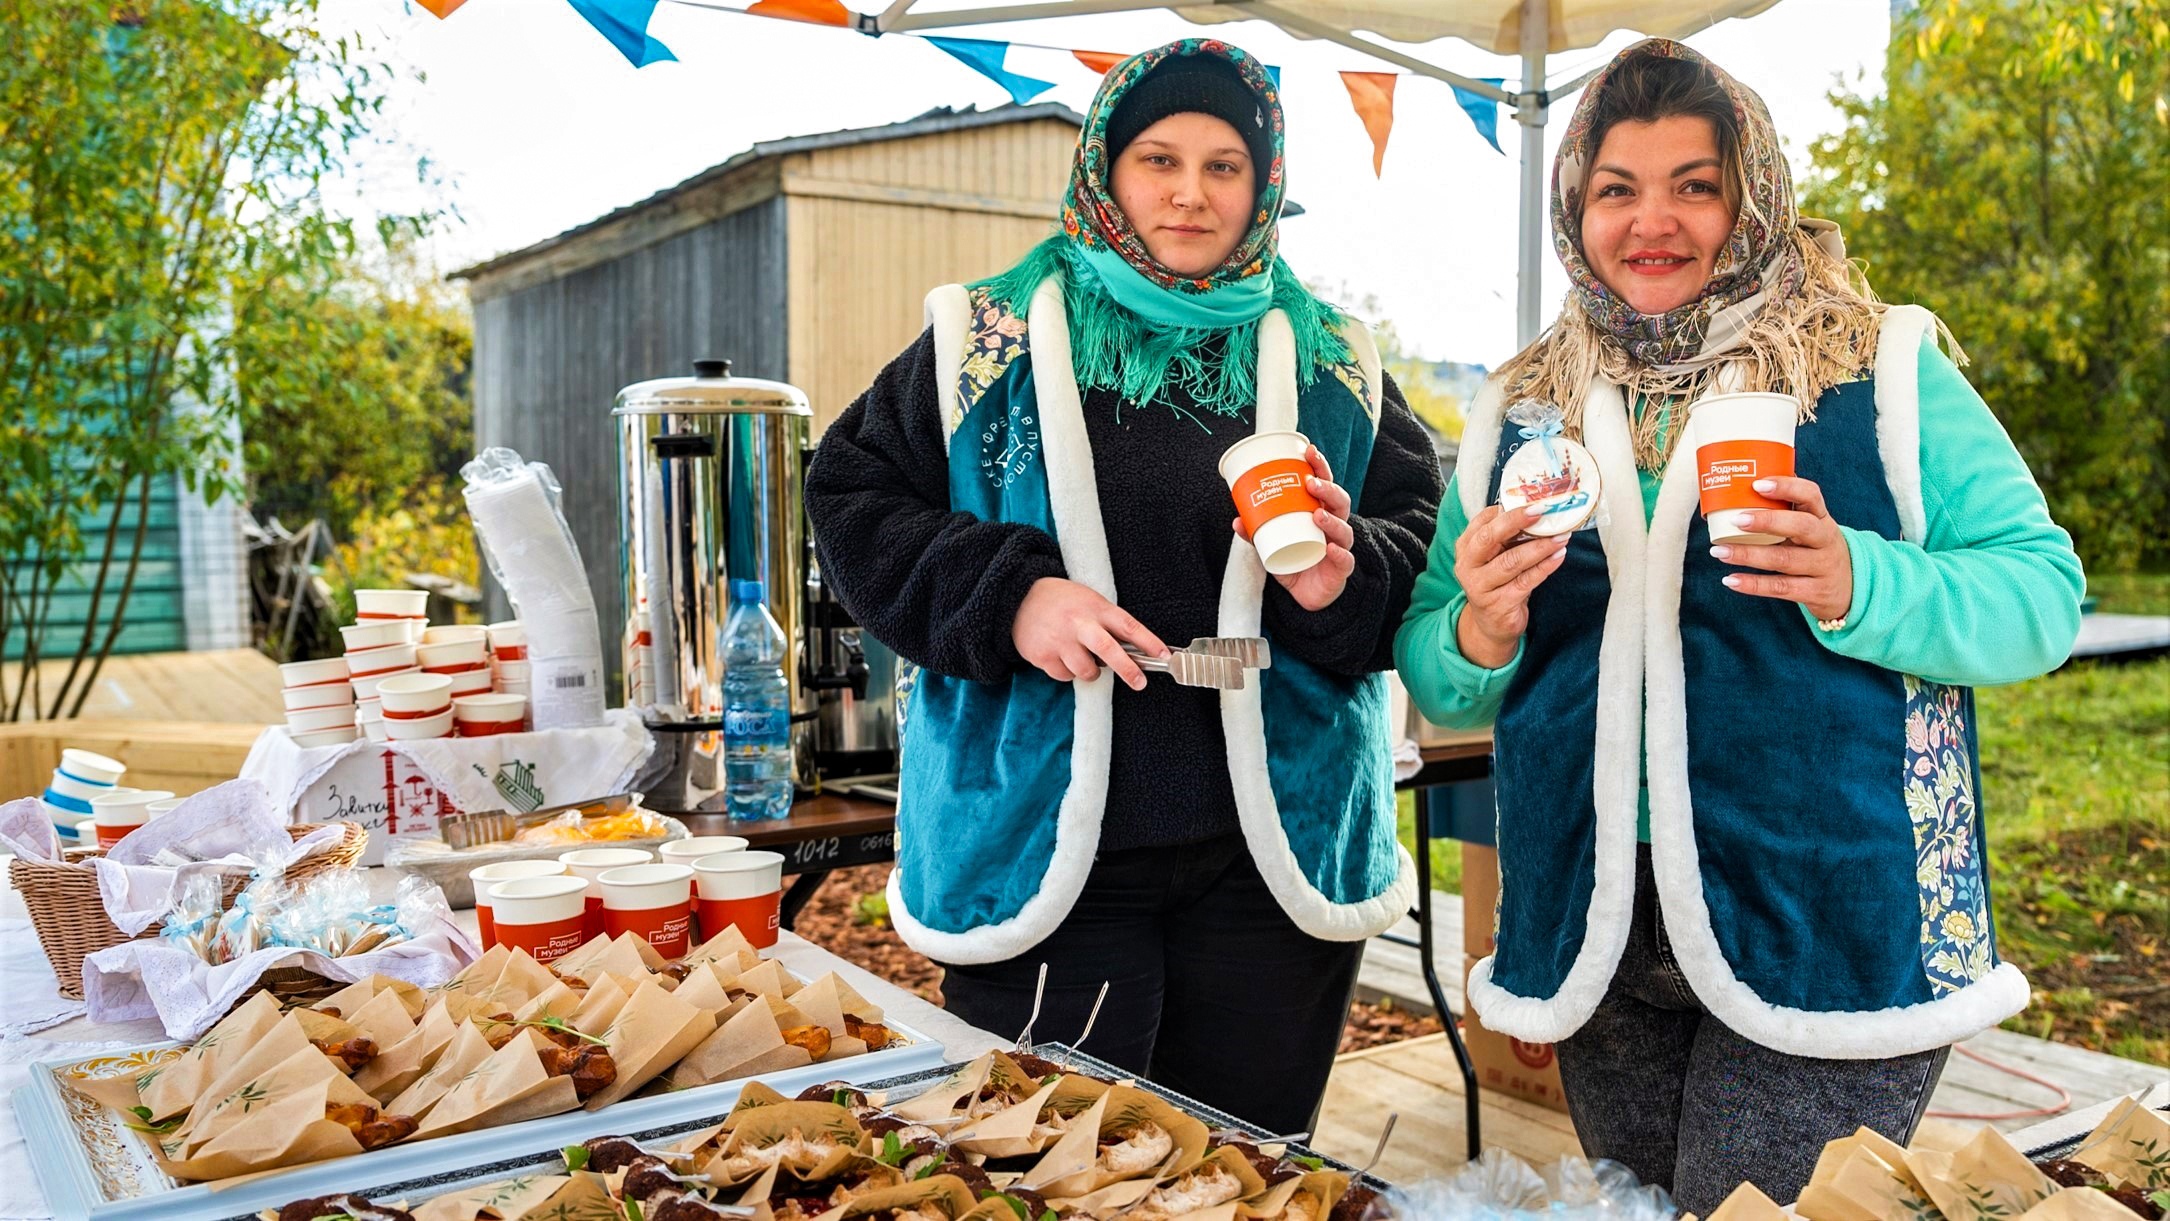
[613, 358, 811, 416]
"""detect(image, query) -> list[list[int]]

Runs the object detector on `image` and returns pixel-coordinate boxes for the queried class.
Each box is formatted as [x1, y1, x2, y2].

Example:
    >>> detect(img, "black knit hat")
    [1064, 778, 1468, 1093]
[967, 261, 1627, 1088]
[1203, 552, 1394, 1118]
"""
[1105, 53, 1273, 183]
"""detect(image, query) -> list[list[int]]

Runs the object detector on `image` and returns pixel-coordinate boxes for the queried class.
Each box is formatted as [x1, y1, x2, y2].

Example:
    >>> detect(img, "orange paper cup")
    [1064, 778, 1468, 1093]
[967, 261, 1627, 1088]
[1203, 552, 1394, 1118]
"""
[694, 850, 785, 949]
[90, 789, 172, 850]
[487, 875, 589, 964]
[1217, 430, 1327, 575]
[469, 859, 568, 945]
[560, 847, 654, 940]
[598, 863, 695, 959]
[1693, 392, 1799, 545]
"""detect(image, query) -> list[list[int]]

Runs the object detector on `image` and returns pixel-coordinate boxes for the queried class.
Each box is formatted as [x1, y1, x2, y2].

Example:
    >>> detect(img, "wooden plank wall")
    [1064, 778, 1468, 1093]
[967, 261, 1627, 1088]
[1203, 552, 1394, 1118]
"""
[469, 197, 790, 632]
[785, 118, 1077, 435]
[0, 719, 263, 802]
[3, 473, 187, 660]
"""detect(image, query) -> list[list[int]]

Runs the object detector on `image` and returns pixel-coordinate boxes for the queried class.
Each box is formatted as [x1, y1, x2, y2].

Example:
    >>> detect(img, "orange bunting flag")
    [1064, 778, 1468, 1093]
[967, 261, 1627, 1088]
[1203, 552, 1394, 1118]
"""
[414, 0, 467, 15]
[748, 0, 852, 26]
[1073, 49, 1127, 75]
[1340, 71, 1396, 177]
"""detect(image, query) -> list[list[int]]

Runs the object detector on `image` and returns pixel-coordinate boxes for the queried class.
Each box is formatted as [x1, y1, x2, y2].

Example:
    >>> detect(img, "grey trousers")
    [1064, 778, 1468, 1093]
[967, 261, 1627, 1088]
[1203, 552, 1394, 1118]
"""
[1553, 847, 1950, 1214]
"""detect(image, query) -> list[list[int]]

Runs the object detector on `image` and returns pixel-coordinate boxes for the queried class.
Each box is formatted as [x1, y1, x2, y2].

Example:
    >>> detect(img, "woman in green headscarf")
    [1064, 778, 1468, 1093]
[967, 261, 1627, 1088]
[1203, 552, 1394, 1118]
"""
[807, 39, 1442, 1129]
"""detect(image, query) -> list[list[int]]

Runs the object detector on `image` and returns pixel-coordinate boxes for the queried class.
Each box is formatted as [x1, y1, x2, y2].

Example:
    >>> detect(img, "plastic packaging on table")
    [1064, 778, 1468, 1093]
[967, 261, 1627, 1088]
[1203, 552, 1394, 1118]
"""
[163, 869, 430, 966]
[1496, 400, 1610, 539]
[512, 804, 677, 845]
[1387, 1150, 1678, 1221]
[460, 447, 607, 731]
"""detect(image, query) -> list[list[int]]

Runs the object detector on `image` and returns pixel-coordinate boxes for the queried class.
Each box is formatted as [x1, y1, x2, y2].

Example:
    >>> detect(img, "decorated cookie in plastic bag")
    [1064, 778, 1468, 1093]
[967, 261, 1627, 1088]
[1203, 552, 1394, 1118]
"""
[1497, 400, 1602, 537]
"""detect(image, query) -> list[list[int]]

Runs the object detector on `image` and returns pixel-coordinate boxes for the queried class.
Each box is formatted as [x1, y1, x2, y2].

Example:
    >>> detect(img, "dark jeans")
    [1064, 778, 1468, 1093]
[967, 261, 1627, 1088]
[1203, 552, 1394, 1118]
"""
[936, 832, 1364, 1135]
[1555, 847, 1950, 1214]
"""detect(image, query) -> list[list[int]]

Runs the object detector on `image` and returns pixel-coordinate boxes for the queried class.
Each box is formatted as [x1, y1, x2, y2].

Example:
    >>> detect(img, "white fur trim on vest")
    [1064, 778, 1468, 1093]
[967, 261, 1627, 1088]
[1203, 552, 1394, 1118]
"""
[1465, 376, 1648, 1041]
[886, 278, 1114, 965]
[1218, 311, 1416, 942]
[1873, 304, 1933, 544]
[1339, 317, 1386, 426]
[925, 284, 972, 456]
[1640, 358, 2029, 1058]
[1457, 377, 1507, 522]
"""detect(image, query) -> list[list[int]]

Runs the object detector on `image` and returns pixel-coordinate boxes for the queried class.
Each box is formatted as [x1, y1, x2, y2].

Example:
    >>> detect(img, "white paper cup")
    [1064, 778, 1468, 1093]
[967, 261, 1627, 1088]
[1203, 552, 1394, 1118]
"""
[560, 847, 655, 939]
[279, 657, 350, 687]
[45, 770, 115, 803]
[58, 749, 126, 786]
[693, 850, 786, 949]
[287, 705, 358, 733]
[417, 639, 489, 671]
[341, 620, 410, 651]
[597, 863, 695, 957]
[487, 621, 526, 659]
[146, 797, 183, 817]
[383, 708, 452, 741]
[292, 726, 361, 748]
[361, 718, 389, 743]
[355, 589, 429, 618]
[282, 682, 356, 712]
[486, 875, 589, 962]
[420, 625, 489, 646]
[470, 859, 568, 942]
[493, 659, 532, 683]
[90, 789, 172, 848]
[1692, 392, 1800, 546]
[376, 672, 454, 714]
[495, 679, 532, 700]
[453, 693, 526, 724]
[346, 640, 418, 675]
[350, 667, 420, 700]
[1218, 430, 1328, 575]
[659, 835, 750, 868]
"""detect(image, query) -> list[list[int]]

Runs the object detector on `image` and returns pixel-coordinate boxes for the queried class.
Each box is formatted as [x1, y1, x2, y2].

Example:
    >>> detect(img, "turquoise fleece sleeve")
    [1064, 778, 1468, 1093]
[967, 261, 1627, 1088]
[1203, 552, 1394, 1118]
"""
[1811, 339, 2086, 685]
[1394, 472, 1522, 729]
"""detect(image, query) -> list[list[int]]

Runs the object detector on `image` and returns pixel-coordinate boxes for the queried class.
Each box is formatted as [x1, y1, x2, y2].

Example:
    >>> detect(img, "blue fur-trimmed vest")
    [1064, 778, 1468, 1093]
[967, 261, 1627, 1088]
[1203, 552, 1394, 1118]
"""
[884, 277, 1418, 966]
[1460, 306, 2028, 1060]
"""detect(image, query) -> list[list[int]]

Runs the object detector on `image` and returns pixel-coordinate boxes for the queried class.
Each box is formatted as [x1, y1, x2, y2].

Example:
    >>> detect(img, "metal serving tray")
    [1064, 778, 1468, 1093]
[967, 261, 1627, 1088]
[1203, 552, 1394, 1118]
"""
[13, 1008, 945, 1221]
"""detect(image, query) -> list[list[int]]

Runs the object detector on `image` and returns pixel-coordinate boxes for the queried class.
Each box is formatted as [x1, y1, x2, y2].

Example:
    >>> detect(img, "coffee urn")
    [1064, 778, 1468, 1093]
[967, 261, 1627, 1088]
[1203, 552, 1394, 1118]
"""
[615, 359, 813, 811]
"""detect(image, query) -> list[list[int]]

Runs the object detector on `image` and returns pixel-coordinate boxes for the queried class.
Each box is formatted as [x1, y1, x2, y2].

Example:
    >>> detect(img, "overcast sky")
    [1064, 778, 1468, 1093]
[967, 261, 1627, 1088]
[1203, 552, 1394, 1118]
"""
[325, 0, 1892, 367]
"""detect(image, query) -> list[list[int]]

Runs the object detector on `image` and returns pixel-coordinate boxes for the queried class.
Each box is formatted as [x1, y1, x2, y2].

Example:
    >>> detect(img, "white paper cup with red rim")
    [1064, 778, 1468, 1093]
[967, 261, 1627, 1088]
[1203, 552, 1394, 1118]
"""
[598, 863, 696, 959]
[420, 625, 488, 646]
[350, 668, 420, 702]
[417, 639, 489, 672]
[376, 673, 453, 715]
[279, 657, 350, 688]
[360, 713, 389, 743]
[340, 620, 410, 652]
[493, 658, 532, 683]
[487, 621, 526, 661]
[447, 669, 494, 698]
[659, 835, 749, 869]
[59, 749, 126, 787]
[487, 875, 589, 964]
[693, 850, 786, 949]
[282, 681, 356, 713]
[346, 641, 417, 675]
[383, 709, 452, 741]
[1693, 392, 1800, 546]
[292, 725, 361, 749]
[355, 589, 428, 619]
[90, 789, 172, 849]
[453, 693, 527, 737]
[559, 847, 654, 940]
[287, 705, 358, 734]
[1218, 430, 1328, 576]
[470, 859, 568, 945]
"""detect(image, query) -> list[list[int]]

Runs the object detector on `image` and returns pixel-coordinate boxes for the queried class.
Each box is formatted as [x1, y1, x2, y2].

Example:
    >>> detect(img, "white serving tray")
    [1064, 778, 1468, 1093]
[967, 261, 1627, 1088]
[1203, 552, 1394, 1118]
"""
[15, 1012, 945, 1221]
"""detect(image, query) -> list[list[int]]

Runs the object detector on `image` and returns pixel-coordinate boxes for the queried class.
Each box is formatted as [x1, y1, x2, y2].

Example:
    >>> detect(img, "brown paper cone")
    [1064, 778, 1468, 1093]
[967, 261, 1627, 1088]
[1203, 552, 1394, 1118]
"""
[570, 975, 632, 1037]
[434, 945, 511, 1020]
[890, 1053, 996, 1124]
[387, 1021, 500, 1121]
[791, 973, 887, 1034]
[1237, 1170, 1346, 1221]
[1022, 1092, 1114, 1197]
[735, 959, 796, 999]
[355, 999, 459, 1104]
[544, 933, 617, 980]
[506, 1171, 620, 1221]
[832, 1174, 978, 1221]
[687, 924, 758, 968]
[1910, 1126, 2056, 1221]
[413, 1029, 581, 1139]
[158, 1046, 371, 1179]
[582, 980, 716, 1110]
[702, 1102, 868, 1185]
[670, 1001, 811, 1090]
[140, 992, 284, 1121]
[513, 981, 585, 1025]
[410, 1173, 572, 1221]
[1704, 1182, 1789, 1221]
[2074, 1097, 2170, 1190]
[672, 962, 749, 1014]
[950, 1077, 1064, 1158]
[2020, 1188, 2149, 1221]
[342, 987, 420, 1051]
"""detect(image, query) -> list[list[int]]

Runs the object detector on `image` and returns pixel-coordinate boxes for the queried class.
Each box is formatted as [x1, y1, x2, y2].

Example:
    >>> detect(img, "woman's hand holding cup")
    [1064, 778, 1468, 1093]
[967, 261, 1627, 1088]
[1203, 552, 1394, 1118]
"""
[1713, 475, 1854, 622]
[1231, 445, 1358, 611]
[1454, 504, 1569, 669]
[1013, 577, 1170, 690]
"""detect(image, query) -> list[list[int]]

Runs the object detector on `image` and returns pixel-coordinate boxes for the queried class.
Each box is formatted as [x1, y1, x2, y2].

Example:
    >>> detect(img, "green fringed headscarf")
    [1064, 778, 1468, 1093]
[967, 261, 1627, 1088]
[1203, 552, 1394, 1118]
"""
[976, 39, 1351, 424]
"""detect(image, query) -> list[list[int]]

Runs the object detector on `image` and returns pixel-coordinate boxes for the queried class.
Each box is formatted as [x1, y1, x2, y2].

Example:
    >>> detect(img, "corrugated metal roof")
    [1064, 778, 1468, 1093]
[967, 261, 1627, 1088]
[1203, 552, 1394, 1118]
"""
[450, 102, 1085, 283]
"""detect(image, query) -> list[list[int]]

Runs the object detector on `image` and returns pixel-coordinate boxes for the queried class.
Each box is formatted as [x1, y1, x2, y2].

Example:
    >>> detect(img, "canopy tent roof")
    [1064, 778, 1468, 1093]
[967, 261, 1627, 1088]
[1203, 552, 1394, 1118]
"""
[862, 0, 1785, 342]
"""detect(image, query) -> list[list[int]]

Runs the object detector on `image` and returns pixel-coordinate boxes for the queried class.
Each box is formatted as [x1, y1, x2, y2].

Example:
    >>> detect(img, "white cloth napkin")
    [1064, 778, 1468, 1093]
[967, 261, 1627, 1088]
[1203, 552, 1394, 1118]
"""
[89, 780, 348, 936]
[0, 1036, 138, 1219]
[0, 916, 83, 1038]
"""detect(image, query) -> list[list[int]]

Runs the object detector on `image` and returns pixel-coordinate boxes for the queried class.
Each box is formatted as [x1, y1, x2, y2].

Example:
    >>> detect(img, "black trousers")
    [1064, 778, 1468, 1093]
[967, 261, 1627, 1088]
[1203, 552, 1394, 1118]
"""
[935, 832, 1364, 1135]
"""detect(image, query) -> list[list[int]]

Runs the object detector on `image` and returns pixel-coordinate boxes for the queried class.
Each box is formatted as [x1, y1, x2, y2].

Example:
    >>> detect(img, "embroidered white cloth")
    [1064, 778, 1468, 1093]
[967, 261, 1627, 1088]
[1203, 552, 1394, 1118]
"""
[0, 1035, 138, 1219]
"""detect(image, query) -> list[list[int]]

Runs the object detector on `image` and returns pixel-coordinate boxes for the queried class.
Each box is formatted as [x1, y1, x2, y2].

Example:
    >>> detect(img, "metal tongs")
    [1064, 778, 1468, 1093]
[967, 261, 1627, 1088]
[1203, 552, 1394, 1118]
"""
[1118, 636, 1272, 690]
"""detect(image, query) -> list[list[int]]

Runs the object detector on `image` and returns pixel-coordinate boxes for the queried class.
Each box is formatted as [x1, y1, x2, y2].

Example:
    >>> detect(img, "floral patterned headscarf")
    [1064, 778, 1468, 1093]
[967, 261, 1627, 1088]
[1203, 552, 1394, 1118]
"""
[1497, 38, 1895, 469]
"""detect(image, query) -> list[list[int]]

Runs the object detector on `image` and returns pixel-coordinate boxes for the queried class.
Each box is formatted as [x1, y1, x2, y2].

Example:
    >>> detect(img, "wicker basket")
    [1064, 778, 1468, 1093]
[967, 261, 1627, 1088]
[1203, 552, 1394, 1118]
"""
[8, 821, 369, 1000]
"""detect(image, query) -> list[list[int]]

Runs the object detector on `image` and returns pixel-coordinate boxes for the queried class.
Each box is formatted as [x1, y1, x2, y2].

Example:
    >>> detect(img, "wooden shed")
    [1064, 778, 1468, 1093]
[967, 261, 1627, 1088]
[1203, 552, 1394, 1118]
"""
[452, 102, 1082, 625]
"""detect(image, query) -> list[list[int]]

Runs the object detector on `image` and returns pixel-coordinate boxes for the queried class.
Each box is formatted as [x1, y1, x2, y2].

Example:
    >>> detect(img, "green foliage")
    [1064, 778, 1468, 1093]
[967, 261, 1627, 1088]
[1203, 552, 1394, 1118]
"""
[852, 889, 892, 929]
[1802, 0, 2170, 570]
[0, 0, 435, 718]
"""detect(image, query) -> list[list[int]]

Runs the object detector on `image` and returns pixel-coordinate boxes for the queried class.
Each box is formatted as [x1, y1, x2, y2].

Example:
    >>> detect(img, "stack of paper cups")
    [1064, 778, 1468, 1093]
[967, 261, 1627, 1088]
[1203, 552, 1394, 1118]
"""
[354, 589, 429, 642]
[43, 750, 126, 844]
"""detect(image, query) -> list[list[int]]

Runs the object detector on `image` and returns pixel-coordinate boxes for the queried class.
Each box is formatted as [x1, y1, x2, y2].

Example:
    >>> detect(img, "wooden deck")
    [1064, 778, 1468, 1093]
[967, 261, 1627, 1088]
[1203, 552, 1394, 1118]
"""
[0, 648, 284, 725]
[1317, 1034, 1583, 1182]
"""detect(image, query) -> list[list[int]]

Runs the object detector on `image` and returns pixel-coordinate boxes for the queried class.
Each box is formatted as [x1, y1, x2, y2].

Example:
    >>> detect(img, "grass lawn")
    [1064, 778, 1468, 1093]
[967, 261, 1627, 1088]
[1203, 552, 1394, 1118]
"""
[1397, 570, 2168, 1062]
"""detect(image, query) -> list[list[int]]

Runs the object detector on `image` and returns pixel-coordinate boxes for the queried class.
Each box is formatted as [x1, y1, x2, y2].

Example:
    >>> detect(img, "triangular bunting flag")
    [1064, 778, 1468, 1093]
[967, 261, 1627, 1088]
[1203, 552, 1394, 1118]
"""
[749, 0, 852, 26]
[1340, 71, 1396, 177]
[1073, 49, 1126, 75]
[1265, 64, 1282, 89]
[414, 0, 466, 15]
[927, 37, 1054, 106]
[567, 0, 676, 66]
[1452, 78, 1506, 154]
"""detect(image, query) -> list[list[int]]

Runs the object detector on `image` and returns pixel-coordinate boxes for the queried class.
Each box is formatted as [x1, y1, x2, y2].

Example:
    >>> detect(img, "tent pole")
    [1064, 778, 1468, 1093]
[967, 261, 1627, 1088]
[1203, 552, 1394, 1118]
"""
[1515, 0, 1550, 346]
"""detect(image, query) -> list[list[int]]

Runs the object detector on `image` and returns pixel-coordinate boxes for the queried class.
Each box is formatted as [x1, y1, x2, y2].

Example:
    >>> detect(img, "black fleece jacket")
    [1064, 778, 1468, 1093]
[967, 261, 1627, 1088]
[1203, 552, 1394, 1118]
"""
[805, 327, 1442, 850]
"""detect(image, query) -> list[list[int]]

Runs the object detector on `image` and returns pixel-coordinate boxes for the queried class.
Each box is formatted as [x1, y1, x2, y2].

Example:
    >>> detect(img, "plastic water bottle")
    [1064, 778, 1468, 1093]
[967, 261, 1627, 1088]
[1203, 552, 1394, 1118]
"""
[722, 579, 795, 819]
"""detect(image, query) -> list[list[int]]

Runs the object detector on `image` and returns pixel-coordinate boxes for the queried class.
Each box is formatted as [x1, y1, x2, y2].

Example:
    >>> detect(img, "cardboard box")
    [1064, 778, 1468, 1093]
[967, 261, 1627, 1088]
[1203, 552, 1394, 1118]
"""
[1459, 842, 1570, 1113]
[287, 744, 452, 866]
